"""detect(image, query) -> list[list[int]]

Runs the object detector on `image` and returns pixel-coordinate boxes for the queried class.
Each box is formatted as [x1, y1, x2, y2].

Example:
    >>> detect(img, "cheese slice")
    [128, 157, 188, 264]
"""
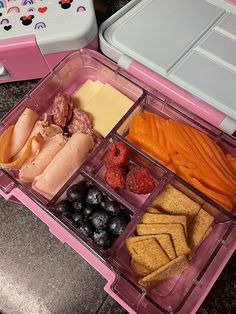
[74, 80, 104, 109]
[83, 83, 134, 137]
[73, 80, 94, 107]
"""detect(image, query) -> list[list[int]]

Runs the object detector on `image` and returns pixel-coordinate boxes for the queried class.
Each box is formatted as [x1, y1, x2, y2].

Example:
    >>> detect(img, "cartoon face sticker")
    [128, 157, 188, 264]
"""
[20, 15, 34, 26]
[59, 0, 73, 10]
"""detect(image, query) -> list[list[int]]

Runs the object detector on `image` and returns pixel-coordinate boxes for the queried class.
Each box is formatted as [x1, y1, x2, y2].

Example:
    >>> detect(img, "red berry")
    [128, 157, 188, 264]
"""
[126, 167, 156, 194]
[104, 142, 129, 168]
[104, 166, 126, 190]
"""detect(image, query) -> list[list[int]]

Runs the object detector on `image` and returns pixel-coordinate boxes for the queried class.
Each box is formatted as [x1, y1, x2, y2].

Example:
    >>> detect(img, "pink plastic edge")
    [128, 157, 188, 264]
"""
[0, 35, 98, 84]
[128, 60, 225, 126]
[0, 188, 136, 314]
[192, 236, 236, 314]
[0, 36, 49, 83]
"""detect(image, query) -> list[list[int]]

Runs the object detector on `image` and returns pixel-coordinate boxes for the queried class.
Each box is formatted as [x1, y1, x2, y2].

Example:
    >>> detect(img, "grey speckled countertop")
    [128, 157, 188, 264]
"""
[0, 1, 235, 313]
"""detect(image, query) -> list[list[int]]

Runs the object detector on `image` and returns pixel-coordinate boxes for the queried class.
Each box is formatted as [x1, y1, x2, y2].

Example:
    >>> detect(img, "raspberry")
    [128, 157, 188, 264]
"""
[104, 166, 125, 190]
[104, 142, 129, 168]
[126, 167, 155, 194]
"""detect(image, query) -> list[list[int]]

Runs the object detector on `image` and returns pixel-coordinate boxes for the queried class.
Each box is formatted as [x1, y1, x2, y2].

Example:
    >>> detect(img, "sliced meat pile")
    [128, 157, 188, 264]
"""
[51, 93, 93, 136]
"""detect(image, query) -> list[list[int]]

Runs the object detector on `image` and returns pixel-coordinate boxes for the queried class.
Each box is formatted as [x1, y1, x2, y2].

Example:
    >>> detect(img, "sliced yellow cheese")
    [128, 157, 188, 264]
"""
[74, 80, 104, 109]
[73, 80, 94, 107]
[83, 83, 134, 137]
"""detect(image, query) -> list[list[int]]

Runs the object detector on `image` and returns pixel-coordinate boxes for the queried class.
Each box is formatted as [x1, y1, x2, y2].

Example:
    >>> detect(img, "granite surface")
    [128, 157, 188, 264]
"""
[0, 1, 235, 313]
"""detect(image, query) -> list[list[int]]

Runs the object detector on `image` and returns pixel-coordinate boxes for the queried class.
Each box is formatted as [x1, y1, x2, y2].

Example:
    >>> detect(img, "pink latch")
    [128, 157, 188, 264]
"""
[0, 36, 50, 83]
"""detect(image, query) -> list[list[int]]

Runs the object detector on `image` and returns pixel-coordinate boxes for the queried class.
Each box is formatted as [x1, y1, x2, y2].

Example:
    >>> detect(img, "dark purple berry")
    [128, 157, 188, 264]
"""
[93, 230, 112, 249]
[77, 221, 93, 237]
[86, 187, 103, 205]
[104, 200, 120, 217]
[90, 210, 109, 230]
[55, 200, 72, 214]
[109, 214, 129, 236]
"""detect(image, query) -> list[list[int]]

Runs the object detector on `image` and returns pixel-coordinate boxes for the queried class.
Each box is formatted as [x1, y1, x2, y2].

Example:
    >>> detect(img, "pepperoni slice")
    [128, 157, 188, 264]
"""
[67, 108, 93, 135]
[51, 94, 73, 128]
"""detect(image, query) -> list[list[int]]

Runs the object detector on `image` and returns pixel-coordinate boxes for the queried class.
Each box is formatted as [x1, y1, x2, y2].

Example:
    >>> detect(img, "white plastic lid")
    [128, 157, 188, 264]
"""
[0, 0, 97, 54]
[100, 0, 236, 120]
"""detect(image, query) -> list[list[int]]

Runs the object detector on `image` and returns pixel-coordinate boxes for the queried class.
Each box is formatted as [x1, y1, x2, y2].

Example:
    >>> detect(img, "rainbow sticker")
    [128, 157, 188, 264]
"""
[27, 7, 35, 12]
[34, 22, 46, 29]
[0, 18, 9, 24]
[77, 6, 86, 12]
[22, 0, 35, 5]
[0, 0, 7, 9]
[7, 7, 20, 14]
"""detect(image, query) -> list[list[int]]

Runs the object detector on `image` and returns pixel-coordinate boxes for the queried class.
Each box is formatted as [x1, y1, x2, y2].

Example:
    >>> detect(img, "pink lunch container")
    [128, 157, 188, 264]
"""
[1, 0, 236, 313]
[0, 0, 98, 83]
[0, 48, 236, 314]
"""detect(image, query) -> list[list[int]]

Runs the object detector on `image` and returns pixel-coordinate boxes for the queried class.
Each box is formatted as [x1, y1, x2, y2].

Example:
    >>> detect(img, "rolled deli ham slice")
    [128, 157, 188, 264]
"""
[9, 108, 39, 159]
[14, 121, 63, 160]
[19, 133, 67, 183]
[32, 132, 94, 199]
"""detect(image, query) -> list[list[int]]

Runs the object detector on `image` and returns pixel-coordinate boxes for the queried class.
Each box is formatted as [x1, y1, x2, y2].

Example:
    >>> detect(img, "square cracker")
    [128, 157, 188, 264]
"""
[138, 255, 189, 289]
[146, 207, 162, 214]
[126, 234, 176, 260]
[188, 208, 214, 251]
[152, 184, 200, 223]
[130, 259, 152, 277]
[141, 213, 187, 236]
[136, 223, 191, 257]
[130, 238, 170, 272]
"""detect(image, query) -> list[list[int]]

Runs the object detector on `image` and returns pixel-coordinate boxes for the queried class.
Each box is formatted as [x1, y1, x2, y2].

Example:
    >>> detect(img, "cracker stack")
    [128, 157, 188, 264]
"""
[126, 184, 214, 289]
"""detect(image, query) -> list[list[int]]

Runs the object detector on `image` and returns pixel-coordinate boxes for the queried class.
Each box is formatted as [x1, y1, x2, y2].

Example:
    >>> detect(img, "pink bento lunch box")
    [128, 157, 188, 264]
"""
[1, 1, 236, 313]
[0, 0, 98, 83]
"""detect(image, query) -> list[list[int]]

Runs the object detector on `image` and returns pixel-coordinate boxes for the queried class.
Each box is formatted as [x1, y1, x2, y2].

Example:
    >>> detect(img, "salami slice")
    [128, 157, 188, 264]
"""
[51, 94, 73, 128]
[67, 108, 93, 135]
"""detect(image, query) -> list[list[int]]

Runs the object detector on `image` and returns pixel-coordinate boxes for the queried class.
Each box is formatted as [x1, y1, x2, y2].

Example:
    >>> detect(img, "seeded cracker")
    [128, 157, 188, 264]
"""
[141, 213, 187, 236]
[130, 238, 170, 272]
[188, 208, 214, 251]
[136, 223, 191, 257]
[139, 255, 189, 289]
[152, 184, 200, 224]
[126, 234, 176, 260]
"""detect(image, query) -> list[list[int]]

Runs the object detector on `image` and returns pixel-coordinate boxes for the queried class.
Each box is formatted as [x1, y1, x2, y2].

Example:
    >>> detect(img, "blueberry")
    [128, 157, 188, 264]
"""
[67, 181, 88, 202]
[83, 206, 94, 218]
[72, 212, 84, 224]
[93, 230, 112, 249]
[54, 200, 72, 214]
[86, 187, 103, 205]
[109, 214, 129, 236]
[104, 200, 121, 217]
[61, 210, 73, 219]
[73, 201, 84, 212]
[100, 195, 110, 209]
[77, 221, 93, 237]
[120, 209, 131, 223]
[90, 210, 109, 230]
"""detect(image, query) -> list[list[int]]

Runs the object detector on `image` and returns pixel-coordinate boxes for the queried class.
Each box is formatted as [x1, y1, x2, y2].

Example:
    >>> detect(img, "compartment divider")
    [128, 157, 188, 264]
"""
[115, 133, 171, 175]
[80, 170, 136, 215]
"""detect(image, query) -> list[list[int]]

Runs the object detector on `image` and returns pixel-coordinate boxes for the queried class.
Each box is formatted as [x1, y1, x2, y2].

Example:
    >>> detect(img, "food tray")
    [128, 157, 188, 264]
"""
[0, 49, 235, 314]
